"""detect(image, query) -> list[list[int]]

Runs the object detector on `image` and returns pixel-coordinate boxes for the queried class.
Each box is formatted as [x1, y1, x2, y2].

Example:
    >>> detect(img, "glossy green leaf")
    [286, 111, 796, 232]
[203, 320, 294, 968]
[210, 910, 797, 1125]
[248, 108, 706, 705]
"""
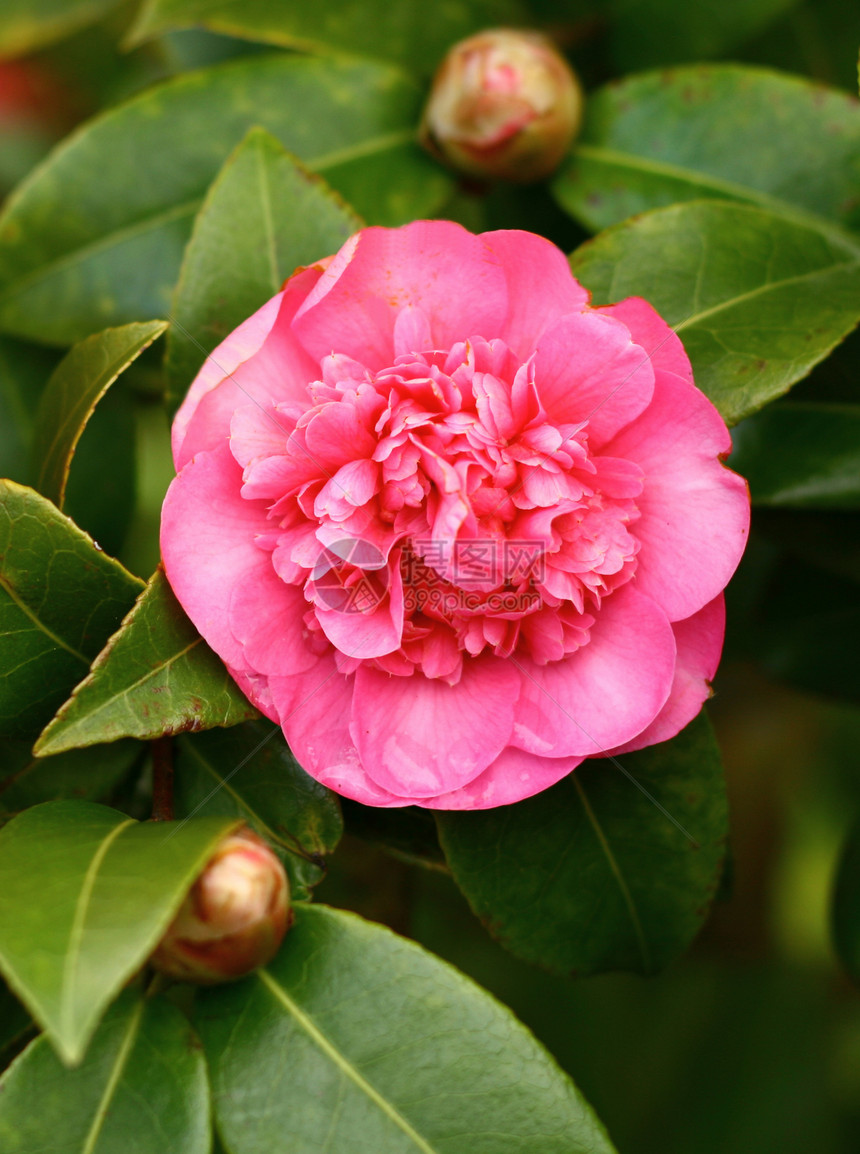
[0, 481, 143, 740]
[31, 320, 167, 508]
[609, 0, 798, 70]
[437, 713, 728, 977]
[0, 54, 450, 345]
[730, 402, 860, 508]
[167, 127, 360, 413]
[36, 568, 257, 757]
[569, 200, 860, 425]
[0, 800, 238, 1063]
[198, 903, 616, 1154]
[0, 987, 209, 1153]
[0, 738, 140, 821]
[553, 66, 860, 235]
[130, 0, 526, 72]
[0, 0, 123, 58]
[832, 816, 860, 985]
[175, 721, 343, 901]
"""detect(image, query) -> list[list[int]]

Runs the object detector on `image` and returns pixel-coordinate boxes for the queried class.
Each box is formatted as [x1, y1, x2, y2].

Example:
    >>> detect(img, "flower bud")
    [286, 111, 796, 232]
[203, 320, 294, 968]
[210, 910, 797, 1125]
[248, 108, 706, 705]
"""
[420, 28, 583, 183]
[150, 828, 291, 984]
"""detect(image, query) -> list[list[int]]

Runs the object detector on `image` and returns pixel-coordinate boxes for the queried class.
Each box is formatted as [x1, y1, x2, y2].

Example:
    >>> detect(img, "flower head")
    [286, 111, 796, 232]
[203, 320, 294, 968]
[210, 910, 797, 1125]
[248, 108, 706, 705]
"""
[420, 29, 583, 182]
[161, 222, 749, 810]
[150, 829, 290, 983]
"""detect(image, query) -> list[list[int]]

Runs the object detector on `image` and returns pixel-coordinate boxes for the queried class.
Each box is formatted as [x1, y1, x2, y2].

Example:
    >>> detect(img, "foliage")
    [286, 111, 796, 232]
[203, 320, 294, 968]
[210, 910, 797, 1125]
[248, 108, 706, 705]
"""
[0, 2, 859, 1152]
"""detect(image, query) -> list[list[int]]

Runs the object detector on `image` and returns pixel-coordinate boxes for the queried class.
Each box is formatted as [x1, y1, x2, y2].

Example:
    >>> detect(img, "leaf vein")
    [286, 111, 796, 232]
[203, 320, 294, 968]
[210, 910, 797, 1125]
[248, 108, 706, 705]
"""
[61, 817, 136, 1043]
[80, 998, 145, 1154]
[258, 969, 439, 1154]
[0, 573, 89, 665]
[573, 777, 651, 971]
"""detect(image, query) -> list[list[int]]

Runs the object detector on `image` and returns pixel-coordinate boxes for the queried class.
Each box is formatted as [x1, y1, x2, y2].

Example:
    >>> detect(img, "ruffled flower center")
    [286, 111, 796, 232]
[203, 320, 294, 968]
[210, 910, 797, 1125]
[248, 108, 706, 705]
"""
[230, 307, 644, 685]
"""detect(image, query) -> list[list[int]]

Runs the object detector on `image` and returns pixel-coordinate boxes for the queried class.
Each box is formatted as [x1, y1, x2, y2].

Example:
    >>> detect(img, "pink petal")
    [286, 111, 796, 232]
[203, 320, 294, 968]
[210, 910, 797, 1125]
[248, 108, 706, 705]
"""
[605, 372, 750, 622]
[304, 404, 376, 466]
[160, 444, 272, 672]
[511, 585, 676, 758]
[480, 229, 590, 360]
[229, 402, 290, 470]
[393, 304, 433, 357]
[272, 657, 410, 808]
[597, 297, 694, 385]
[351, 656, 519, 797]
[533, 311, 655, 446]
[172, 291, 282, 468]
[423, 748, 584, 810]
[606, 594, 725, 755]
[239, 451, 319, 503]
[228, 666, 278, 722]
[172, 266, 323, 471]
[162, 446, 317, 682]
[229, 577, 317, 678]
[292, 222, 509, 370]
[323, 458, 380, 510]
[314, 565, 405, 659]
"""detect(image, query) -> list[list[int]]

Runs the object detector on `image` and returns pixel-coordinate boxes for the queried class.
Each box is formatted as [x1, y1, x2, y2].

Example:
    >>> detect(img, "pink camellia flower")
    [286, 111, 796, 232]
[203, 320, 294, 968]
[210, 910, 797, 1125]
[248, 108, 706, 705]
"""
[161, 221, 749, 810]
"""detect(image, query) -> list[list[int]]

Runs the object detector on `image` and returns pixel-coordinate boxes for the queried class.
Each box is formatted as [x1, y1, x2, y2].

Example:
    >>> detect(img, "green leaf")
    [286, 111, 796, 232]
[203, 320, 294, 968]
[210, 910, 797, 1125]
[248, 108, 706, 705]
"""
[119, 395, 178, 580]
[747, 556, 860, 703]
[753, 508, 860, 585]
[741, 0, 860, 94]
[0, 987, 210, 1153]
[0, 337, 60, 483]
[340, 799, 447, 872]
[0, 0, 123, 58]
[167, 127, 360, 413]
[0, 123, 56, 201]
[0, 738, 140, 821]
[0, 54, 450, 345]
[0, 981, 33, 1072]
[833, 816, 860, 985]
[174, 721, 343, 901]
[31, 321, 167, 509]
[35, 568, 257, 757]
[198, 903, 616, 1154]
[63, 385, 138, 560]
[608, 0, 798, 71]
[569, 200, 860, 425]
[130, 0, 527, 73]
[730, 402, 860, 508]
[437, 713, 728, 977]
[0, 481, 143, 740]
[553, 65, 860, 235]
[0, 799, 239, 1063]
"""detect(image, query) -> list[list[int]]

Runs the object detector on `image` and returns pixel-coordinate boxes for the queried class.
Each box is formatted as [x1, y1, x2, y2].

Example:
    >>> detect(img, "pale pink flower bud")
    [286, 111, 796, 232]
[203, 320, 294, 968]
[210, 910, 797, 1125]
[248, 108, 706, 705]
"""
[151, 829, 290, 983]
[420, 28, 583, 183]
